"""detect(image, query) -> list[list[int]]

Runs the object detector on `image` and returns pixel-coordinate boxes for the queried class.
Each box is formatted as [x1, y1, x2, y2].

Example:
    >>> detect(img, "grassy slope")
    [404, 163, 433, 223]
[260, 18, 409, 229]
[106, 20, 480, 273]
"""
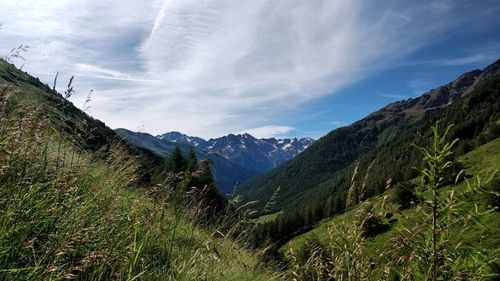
[283, 137, 500, 259]
[254, 212, 283, 224]
[0, 60, 277, 280]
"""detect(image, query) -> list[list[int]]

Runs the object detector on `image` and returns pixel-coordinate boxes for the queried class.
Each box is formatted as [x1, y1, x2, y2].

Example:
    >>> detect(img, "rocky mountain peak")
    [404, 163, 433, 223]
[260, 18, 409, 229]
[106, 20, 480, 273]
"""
[155, 131, 314, 172]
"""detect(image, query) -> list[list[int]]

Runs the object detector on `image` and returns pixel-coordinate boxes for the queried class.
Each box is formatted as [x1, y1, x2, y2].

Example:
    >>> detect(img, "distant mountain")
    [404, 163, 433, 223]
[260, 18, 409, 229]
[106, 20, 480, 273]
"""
[116, 129, 258, 195]
[157, 132, 314, 172]
[117, 129, 313, 194]
[157, 131, 209, 149]
[237, 59, 500, 213]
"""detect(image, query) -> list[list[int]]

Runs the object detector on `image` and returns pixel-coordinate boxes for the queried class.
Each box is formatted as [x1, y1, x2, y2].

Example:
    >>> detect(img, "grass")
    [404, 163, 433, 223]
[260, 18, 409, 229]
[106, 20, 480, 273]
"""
[0, 60, 279, 280]
[253, 211, 283, 224]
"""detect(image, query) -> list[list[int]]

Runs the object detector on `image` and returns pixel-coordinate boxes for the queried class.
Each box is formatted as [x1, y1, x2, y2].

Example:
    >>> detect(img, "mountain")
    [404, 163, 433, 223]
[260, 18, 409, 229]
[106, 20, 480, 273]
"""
[157, 132, 314, 172]
[116, 128, 192, 156]
[237, 59, 500, 213]
[157, 131, 210, 148]
[117, 130, 313, 195]
[116, 128, 258, 195]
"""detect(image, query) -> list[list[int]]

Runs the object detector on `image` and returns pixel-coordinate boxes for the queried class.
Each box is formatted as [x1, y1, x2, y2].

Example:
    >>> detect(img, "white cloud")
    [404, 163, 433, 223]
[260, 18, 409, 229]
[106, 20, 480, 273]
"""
[236, 125, 295, 139]
[0, 0, 497, 138]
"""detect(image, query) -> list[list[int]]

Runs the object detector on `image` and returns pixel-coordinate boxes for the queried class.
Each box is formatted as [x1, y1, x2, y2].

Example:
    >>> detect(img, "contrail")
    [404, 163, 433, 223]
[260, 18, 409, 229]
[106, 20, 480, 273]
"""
[145, 0, 173, 49]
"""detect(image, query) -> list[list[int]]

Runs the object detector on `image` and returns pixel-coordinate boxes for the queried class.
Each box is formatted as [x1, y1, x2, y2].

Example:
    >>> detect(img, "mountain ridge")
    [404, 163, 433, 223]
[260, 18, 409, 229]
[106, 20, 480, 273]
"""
[157, 131, 314, 171]
[237, 59, 500, 212]
[117, 129, 314, 194]
[116, 128, 259, 195]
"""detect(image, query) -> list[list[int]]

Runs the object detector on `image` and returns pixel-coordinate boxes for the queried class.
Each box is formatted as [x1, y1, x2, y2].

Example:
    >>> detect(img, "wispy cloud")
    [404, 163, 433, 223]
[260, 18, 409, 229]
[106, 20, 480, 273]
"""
[145, 0, 174, 50]
[0, 0, 498, 138]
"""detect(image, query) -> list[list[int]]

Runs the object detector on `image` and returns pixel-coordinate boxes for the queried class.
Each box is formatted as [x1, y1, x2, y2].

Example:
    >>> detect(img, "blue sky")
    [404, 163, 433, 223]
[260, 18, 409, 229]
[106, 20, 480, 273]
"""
[0, 0, 499, 139]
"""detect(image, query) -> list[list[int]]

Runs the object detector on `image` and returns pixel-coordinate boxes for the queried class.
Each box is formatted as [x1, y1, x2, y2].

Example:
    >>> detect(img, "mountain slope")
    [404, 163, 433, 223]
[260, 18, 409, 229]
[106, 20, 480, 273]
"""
[0, 59, 278, 280]
[279, 136, 499, 279]
[238, 59, 500, 212]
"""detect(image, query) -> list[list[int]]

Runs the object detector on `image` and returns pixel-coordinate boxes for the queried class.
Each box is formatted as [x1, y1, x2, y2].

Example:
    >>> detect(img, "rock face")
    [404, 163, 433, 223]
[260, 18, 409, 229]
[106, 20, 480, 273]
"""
[157, 132, 314, 172]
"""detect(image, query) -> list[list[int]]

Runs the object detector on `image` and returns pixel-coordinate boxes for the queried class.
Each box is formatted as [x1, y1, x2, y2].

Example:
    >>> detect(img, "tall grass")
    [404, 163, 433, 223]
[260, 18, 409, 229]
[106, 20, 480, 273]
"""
[284, 122, 498, 280]
[0, 71, 278, 280]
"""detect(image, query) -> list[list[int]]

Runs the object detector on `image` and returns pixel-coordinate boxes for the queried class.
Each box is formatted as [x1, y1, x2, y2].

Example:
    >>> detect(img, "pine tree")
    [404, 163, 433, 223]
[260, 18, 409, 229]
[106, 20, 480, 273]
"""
[165, 145, 186, 173]
[325, 196, 334, 217]
[199, 158, 215, 186]
[185, 147, 198, 173]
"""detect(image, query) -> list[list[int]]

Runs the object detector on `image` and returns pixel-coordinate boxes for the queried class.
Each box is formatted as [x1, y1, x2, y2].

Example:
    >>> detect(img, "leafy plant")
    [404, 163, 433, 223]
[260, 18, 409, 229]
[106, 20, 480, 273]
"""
[387, 122, 497, 280]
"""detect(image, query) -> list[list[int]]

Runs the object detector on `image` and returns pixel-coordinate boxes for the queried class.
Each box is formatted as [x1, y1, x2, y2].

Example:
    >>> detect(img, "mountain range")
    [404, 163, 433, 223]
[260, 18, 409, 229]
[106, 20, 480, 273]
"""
[157, 131, 314, 172]
[116, 129, 314, 194]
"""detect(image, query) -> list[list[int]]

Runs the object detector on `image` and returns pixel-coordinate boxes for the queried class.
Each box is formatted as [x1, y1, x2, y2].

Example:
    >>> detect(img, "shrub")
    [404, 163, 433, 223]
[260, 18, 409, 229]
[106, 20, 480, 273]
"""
[360, 212, 390, 238]
[393, 182, 419, 210]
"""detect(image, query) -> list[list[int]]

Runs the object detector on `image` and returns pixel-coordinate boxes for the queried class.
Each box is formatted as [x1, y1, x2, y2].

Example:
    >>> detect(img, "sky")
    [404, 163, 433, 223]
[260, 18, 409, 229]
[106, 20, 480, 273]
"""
[0, 0, 499, 139]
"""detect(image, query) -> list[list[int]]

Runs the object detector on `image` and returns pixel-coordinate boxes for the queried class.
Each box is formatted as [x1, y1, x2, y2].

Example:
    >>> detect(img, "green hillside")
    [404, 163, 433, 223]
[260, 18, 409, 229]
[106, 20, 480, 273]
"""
[0, 60, 278, 280]
[241, 61, 500, 280]
[275, 133, 499, 280]
[238, 60, 500, 217]
[284, 136, 500, 254]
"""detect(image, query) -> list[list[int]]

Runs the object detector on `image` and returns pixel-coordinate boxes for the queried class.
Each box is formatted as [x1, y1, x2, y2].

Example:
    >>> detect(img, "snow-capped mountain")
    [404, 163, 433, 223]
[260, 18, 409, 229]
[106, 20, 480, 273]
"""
[116, 129, 314, 195]
[157, 131, 209, 148]
[157, 132, 314, 172]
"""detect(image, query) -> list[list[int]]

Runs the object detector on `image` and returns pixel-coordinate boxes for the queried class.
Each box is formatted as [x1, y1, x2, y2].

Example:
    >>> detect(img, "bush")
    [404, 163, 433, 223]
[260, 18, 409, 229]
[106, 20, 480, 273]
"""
[360, 213, 390, 238]
[393, 182, 419, 210]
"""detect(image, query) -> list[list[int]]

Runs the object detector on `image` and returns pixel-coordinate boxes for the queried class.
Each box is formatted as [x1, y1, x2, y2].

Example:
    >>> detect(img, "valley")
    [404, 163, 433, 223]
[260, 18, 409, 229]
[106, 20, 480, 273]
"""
[1, 57, 498, 280]
[1, 2, 500, 279]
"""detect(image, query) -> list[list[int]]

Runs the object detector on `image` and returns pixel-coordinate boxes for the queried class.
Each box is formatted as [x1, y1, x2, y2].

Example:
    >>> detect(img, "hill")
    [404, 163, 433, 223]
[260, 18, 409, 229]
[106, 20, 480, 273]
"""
[279, 136, 499, 279]
[0, 59, 278, 280]
[237, 59, 500, 214]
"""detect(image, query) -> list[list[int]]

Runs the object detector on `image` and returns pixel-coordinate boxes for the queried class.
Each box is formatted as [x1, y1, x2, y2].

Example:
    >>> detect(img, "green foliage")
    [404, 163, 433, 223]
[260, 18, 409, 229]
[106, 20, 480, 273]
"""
[284, 123, 498, 280]
[385, 123, 497, 280]
[164, 145, 187, 173]
[487, 173, 500, 210]
[185, 146, 198, 173]
[286, 207, 376, 281]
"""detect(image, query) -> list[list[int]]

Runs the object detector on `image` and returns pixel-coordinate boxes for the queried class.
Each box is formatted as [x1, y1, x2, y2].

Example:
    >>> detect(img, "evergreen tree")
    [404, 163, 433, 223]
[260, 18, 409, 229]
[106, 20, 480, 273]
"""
[185, 147, 198, 173]
[199, 159, 215, 186]
[165, 145, 186, 173]
[325, 196, 334, 217]
[314, 205, 323, 223]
